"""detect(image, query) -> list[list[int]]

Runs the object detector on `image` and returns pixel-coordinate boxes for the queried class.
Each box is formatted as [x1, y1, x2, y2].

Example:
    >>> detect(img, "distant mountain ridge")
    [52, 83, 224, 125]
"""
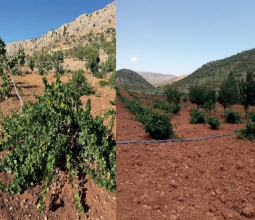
[116, 69, 155, 89]
[152, 74, 188, 88]
[136, 71, 176, 83]
[174, 48, 255, 89]
[6, 1, 116, 55]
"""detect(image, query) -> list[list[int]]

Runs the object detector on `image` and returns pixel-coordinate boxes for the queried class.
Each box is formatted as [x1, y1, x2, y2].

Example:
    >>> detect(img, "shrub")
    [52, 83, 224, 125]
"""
[190, 108, 207, 124]
[171, 104, 181, 115]
[238, 120, 255, 141]
[67, 70, 94, 96]
[207, 115, 221, 130]
[0, 77, 115, 213]
[225, 110, 242, 124]
[247, 109, 255, 122]
[144, 111, 173, 139]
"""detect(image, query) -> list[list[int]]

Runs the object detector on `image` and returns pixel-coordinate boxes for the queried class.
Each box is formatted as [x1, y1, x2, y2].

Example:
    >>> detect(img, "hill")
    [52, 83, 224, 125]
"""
[6, 1, 116, 55]
[136, 71, 176, 83]
[116, 69, 155, 89]
[174, 48, 255, 89]
[152, 74, 188, 88]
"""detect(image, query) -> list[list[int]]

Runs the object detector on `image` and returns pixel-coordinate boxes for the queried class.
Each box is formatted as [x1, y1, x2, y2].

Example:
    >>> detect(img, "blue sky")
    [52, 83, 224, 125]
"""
[1, 0, 114, 44]
[117, 0, 255, 76]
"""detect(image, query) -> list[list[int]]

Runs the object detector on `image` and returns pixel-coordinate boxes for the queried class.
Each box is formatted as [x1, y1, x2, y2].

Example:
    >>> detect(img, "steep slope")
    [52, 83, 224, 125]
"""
[136, 71, 176, 83]
[174, 48, 255, 89]
[6, 1, 116, 55]
[116, 69, 155, 89]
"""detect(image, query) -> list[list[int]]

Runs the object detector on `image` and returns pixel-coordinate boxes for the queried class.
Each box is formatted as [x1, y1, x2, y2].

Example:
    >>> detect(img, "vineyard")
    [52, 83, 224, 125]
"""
[116, 88, 255, 220]
[0, 69, 116, 219]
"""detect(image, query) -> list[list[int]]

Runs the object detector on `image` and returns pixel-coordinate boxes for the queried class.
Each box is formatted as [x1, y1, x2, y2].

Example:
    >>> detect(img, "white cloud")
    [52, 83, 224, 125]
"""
[131, 57, 138, 62]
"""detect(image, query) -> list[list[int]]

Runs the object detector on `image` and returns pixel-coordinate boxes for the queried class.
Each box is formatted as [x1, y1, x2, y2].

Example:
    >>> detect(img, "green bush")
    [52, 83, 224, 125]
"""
[225, 110, 242, 124]
[248, 109, 255, 122]
[207, 115, 221, 130]
[171, 104, 182, 115]
[238, 120, 255, 141]
[0, 77, 115, 213]
[190, 108, 207, 124]
[144, 111, 173, 139]
[67, 69, 94, 96]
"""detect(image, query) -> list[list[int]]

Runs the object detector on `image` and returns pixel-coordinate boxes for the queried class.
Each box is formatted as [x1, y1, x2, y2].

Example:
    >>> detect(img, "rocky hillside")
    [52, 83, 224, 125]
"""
[6, 1, 116, 55]
[116, 69, 155, 89]
[136, 71, 176, 83]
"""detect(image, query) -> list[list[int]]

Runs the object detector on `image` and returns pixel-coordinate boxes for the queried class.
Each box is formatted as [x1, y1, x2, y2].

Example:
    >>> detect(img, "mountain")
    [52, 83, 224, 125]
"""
[116, 69, 155, 89]
[152, 74, 188, 88]
[136, 71, 176, 83]
[174, 48, 255, 89]
[6, 1, 116, 55]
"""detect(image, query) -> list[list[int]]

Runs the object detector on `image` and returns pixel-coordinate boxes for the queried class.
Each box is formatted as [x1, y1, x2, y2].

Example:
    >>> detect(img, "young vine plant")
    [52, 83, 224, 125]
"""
[0, 76, 116, 214]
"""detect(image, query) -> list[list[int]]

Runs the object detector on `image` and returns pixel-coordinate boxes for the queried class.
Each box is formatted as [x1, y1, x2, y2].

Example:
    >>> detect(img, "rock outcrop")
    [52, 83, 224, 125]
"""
[6, 1, 116, 55]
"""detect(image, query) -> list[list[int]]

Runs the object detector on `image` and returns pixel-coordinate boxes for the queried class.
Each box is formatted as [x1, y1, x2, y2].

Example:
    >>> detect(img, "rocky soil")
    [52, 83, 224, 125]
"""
[116, 89, 255, 220]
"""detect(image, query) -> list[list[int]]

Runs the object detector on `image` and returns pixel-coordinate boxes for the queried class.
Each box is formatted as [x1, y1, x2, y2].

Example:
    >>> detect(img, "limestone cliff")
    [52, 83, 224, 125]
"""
[6, 1, 116, 55]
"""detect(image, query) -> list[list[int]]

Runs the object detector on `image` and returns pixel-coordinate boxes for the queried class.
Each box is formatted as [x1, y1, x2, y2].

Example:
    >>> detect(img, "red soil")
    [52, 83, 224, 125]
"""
[0, 72, 116, 220]
[117, 89, 255, 220]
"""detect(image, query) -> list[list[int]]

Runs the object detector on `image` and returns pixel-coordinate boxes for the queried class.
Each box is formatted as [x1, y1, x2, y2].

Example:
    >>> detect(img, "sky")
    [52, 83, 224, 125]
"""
[1, 0, 114, 44]
[117, 0, 255, 76]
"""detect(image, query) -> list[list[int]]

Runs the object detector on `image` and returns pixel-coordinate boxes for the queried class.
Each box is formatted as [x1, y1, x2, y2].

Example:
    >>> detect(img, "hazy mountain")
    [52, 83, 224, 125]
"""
[136, 71, 177, 83]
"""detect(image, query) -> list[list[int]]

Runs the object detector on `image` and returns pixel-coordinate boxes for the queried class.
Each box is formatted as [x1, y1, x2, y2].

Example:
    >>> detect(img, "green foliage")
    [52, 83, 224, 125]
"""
[247, 109, 255, 122]
[225, 110, 242, 124]
[53, 62, 64, 76]
[218, 72, 239, 112]
[67, 69, 94, 96]
[0, 77, 116, 213]
[207, 115, 221, 130]
[0, 73, 12, 100]
[84, 46, 100, 75]
[173, 48, 255, 89]
[189, 86, 207, 109]
[144, 111, 173, 139]
[27, 56, 35, 71]
[52, 50, 64, 63]
[237, 120, 255, 141]
[203, 89, 217, 113]
[101, 55, 116, 73]
[0, 37, 25, 100]
[238, 70, 255, 115]
[190, 108, 207, 124]
[117, 88, 175, 139]
[164, 85, 181, 105]
[109, 99, 116, 105]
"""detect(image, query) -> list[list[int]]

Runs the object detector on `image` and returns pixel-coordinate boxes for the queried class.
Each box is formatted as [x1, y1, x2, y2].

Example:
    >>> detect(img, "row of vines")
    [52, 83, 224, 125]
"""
[0, 69, 116, 214]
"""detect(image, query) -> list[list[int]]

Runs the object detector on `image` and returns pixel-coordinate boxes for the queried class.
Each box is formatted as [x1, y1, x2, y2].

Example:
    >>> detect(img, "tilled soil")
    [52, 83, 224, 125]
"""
[116, 89, 255, 220]
[0, 71, 116, 220]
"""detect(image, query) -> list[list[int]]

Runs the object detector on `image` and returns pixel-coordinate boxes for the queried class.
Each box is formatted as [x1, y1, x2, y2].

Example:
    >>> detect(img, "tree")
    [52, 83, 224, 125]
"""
[27, 56, 35, 71]
[0, 37, 25, 108]
[164, 85, 181, 105]
[218, 72, 239, 114]
[238, 70, 255, 116]
[189, 86, 207, 109]
[84, 46, 100, 75]
[203, 89, 217, 114]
